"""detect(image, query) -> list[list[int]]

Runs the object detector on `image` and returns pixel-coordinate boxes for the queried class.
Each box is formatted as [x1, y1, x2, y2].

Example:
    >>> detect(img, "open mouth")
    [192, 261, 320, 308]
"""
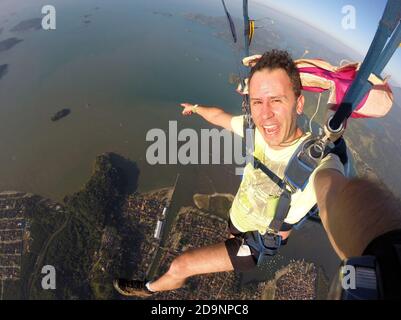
[263, 124, 280, 136]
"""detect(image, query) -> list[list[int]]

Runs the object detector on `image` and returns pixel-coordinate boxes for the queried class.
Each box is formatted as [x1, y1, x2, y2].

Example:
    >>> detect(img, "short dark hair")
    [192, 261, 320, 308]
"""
[249, 50, 302, 98]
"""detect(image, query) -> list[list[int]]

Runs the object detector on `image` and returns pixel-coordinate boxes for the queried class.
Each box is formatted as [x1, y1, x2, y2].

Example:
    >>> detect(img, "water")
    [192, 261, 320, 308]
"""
[0, 0, 242, 200]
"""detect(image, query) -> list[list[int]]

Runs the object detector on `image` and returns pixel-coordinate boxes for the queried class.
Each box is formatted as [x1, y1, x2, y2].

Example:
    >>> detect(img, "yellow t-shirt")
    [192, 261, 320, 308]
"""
[229, 115, 344, 234]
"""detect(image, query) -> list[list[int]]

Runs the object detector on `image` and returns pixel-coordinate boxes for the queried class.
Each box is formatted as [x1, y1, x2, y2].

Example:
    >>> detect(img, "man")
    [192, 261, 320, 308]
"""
[114, 50, 345, 297]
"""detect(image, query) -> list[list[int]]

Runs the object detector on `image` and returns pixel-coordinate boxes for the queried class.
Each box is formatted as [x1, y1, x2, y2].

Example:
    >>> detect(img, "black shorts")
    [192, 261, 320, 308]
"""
[224, 219, 293, 272]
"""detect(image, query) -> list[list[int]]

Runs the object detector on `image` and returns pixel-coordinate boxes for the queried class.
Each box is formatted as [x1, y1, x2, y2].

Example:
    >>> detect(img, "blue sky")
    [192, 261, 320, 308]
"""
[252, 0, 401, 85]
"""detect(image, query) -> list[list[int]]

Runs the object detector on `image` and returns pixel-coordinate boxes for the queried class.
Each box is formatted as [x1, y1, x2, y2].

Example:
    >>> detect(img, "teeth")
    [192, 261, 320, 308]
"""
[263, 124, 279, 134]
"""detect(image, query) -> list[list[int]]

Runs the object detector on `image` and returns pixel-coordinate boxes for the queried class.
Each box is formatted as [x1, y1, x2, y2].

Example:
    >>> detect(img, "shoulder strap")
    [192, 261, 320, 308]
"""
[268, 189, 292, 232]
[252, 157, 287, 190]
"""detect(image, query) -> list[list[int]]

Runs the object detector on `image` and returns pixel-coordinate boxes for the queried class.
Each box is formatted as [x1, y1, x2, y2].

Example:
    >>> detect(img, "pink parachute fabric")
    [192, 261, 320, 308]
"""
[240, 55, 394, 119]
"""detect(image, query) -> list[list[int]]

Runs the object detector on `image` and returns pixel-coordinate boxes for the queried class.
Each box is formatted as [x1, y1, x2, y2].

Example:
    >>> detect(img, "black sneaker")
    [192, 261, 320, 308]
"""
[113, 278, 154, 297]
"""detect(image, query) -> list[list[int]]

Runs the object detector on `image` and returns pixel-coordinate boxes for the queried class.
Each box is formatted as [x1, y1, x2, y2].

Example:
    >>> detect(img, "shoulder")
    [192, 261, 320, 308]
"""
[310, 153, 345, 187]
[261, 133, 311, 163]
[230, 115, 245, 137]
[317, 153, 345, 174]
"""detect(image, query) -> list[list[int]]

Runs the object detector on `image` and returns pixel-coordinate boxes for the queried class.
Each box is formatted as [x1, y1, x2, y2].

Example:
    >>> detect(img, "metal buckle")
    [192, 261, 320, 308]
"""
[284, 137, 326, 191]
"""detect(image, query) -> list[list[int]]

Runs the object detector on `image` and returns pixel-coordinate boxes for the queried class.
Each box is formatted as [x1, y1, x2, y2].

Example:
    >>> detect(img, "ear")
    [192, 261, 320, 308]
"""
[296, 95, 305, 115]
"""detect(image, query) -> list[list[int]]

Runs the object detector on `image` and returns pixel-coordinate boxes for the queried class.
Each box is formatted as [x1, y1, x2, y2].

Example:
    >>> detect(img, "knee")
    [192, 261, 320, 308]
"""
[168, 253, 192, 279]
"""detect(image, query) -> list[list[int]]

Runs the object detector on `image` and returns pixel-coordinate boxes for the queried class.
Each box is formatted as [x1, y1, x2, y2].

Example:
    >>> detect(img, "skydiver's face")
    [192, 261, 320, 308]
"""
[249, 68, 304, 149]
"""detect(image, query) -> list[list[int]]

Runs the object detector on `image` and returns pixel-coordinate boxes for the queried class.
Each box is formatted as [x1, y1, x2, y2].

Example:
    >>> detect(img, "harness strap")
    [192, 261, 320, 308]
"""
[268, 189, 292, 233]
[253, 157, 287, 191]
[244, 230, 282, 264]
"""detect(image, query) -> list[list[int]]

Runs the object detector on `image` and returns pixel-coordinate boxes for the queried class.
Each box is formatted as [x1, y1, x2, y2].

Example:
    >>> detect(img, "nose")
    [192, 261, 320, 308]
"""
[261, 101, 274, 120]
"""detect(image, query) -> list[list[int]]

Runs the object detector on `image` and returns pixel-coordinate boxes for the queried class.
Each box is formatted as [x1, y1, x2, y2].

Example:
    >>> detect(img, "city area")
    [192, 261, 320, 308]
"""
[0, 192, 30, 290]
[0, 191, 63, 300]
[124, 188, 324, 300]
[0, 172, 326, 300]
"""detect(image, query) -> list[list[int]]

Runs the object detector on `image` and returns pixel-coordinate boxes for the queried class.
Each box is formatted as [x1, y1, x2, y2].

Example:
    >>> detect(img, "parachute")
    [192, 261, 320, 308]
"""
[296, 59, 393, 119]
[329, 0, 401, 130]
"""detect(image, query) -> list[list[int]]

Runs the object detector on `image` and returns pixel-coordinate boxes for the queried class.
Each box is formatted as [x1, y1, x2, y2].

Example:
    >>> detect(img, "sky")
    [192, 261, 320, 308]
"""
[251, 0, 401, 86]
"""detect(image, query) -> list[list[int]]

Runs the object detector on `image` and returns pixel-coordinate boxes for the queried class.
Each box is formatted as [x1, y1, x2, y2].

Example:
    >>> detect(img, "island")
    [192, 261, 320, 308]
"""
[153, 11, 173, 18]
[0, 38, 23, 53]
[0, 64, 8, 80]
[51, 109, 71, 122]
[10, 18, 42, 32]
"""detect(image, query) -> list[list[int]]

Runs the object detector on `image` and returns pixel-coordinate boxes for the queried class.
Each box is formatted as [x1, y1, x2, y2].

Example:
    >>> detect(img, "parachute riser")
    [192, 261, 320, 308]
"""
[330, 0, 401, 131]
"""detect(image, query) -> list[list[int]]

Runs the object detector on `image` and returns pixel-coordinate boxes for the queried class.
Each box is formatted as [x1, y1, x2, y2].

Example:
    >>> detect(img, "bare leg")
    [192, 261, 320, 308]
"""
[148, 242, 233, 292]
[280, 230, 291, 240]
[148, 229, 292, 292]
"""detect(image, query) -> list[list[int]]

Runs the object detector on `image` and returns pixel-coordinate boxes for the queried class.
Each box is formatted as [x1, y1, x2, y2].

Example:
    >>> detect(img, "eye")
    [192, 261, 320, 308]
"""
[272, 99, 282, 103]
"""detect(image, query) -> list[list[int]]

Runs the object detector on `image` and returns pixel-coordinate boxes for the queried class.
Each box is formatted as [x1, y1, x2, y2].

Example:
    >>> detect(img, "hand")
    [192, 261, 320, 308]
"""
[180, 103, 197, 116]
[328, 136, 348, 165]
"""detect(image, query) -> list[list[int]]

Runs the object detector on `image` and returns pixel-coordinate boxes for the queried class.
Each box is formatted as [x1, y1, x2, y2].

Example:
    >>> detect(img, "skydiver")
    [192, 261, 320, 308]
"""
[113, 49, 346, 297]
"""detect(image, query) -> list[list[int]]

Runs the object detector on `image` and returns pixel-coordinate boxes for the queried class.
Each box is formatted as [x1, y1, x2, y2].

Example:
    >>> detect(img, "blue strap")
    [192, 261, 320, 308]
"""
[244, 231, 282, 266]
[221, 0, 237, 43]
[243, 0, 250, 57]
[330, 0, 401, 130]
[351, 21, 401, 116]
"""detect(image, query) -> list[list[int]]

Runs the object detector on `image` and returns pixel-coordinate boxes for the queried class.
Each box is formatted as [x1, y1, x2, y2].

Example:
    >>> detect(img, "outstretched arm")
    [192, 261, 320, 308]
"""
[180, 103, 234, 131]
[314, 169, 401, 259]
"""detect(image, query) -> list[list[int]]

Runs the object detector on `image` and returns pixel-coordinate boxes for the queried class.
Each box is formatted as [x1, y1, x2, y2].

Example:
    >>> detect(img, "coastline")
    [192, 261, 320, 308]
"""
[0, 152, 328, 299]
